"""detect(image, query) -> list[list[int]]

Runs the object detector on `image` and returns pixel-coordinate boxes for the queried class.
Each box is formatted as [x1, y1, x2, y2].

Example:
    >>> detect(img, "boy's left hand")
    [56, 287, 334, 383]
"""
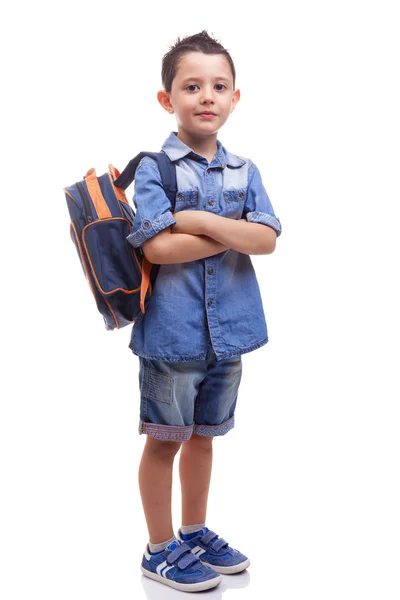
[170, 210, 210, 235]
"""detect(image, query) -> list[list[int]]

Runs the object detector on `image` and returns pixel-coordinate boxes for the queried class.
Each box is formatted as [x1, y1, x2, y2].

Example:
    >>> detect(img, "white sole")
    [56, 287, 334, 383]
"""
[141, 566, 222, 592]
[201, 558, 250, 574]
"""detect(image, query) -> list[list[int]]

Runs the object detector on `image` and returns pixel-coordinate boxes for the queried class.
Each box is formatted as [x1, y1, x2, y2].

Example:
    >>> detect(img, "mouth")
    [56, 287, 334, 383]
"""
[197, 112, 217, 118]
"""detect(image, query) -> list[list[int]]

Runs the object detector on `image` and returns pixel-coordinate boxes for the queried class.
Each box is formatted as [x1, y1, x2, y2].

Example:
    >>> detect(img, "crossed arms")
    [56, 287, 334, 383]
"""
[142, 210, 277, 265]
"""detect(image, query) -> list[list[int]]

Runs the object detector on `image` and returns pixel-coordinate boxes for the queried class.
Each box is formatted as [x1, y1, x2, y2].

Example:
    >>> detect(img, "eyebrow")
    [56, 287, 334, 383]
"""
[181, 76, 231, 84]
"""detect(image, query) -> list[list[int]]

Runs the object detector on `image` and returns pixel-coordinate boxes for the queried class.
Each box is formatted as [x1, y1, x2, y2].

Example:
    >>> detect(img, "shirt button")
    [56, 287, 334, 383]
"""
[238, 191, 244, 198]
[207, 300, 213, 307]
[143, 221, 150, 228]
[177, 192, 184, 199]
[209, 199, 214, 206]
[208, 267, 214, 275]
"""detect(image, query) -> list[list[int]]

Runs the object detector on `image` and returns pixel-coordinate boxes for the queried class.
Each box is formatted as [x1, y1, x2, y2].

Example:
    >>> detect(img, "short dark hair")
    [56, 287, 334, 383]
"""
[161, 30, 236, 93]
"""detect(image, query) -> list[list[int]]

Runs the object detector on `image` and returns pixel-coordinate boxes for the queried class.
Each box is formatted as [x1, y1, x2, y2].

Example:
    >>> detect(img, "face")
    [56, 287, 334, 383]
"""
[158, 52, 240, 141]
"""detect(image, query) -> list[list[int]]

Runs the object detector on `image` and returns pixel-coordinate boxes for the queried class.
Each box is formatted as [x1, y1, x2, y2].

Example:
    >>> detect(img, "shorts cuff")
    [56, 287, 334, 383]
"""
[139, 421, 193, 442]
[194, 415, 235, 437]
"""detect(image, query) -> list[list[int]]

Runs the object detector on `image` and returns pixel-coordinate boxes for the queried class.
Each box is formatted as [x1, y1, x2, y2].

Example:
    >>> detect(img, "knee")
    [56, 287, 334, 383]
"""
[145, 436, 182, 459]
[185, 433, 213, 450]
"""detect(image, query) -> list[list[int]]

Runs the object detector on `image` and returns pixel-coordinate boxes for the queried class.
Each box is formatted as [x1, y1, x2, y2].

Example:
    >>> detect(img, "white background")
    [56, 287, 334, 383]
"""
[1, 1, 399, 599]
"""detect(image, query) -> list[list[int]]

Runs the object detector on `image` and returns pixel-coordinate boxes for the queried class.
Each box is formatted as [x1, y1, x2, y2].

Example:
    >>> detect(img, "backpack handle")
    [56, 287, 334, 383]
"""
[83, 168, 112, 219]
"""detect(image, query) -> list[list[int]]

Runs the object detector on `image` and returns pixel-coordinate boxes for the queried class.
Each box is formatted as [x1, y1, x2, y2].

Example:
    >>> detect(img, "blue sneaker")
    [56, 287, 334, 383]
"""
[141, 538, 222, 592]
[178, 527, 250, 574]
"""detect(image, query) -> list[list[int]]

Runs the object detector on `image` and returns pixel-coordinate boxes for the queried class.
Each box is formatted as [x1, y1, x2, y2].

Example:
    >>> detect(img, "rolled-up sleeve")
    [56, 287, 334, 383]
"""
[126, 159, 177, 249]
[244, 162, 282, 237]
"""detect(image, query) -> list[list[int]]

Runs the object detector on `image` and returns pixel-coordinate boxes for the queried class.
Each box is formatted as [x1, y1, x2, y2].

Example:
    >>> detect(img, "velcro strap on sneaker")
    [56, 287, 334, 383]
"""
[167, 544, 190, 564]
[177, 552, 200, 570]
[166, 543, 199, 570]
[211, 537, 229, 552]
[201, 530, 219, 545]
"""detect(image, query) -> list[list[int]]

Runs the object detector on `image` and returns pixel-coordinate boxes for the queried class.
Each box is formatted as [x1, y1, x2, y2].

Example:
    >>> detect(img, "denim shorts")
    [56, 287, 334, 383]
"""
[137, 333, 243, 442]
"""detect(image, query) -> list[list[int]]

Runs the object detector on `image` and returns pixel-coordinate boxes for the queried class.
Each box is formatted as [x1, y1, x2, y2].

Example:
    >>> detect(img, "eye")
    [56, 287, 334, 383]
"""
[185, 83, 227, 92]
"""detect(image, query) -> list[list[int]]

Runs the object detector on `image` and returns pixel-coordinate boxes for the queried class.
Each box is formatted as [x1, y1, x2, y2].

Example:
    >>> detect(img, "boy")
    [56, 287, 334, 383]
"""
[126, 31, 282, 592]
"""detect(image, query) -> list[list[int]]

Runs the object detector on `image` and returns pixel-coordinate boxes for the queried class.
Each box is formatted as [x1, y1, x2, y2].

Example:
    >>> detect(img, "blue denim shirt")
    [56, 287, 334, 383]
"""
[126, 131, 282, 362]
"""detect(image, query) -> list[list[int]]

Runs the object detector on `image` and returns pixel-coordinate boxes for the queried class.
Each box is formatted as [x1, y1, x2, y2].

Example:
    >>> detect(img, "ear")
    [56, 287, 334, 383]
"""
[230, 88, 241, 113]
[157, 90, 174, 114]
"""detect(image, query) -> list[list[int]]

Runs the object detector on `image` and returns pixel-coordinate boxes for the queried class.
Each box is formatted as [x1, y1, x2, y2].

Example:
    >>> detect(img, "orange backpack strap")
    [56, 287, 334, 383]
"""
[83, 168, 112, 219]
[140, 256, 153, 314]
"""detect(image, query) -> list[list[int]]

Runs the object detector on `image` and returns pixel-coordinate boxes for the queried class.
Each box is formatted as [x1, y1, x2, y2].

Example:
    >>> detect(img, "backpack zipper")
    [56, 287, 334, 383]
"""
[76, 181, 93, 223]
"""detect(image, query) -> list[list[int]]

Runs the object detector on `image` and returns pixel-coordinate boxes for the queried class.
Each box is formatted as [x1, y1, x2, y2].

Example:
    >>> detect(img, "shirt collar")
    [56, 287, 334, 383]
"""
[161, 131, 246, 168]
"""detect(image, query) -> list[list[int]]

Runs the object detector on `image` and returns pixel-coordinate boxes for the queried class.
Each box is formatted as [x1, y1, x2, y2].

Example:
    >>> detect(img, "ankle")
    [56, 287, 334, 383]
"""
[180, 523, 206, 540]
[148, 535, 177, 553]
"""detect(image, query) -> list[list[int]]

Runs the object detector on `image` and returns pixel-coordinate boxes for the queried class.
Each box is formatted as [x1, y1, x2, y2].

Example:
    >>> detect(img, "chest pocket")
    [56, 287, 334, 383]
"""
[223, 188, 247, 219]
[174, 188, 199, 212]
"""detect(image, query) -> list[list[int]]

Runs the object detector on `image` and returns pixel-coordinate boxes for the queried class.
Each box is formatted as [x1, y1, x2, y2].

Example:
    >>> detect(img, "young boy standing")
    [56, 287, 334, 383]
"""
[126, 31, 282, 592]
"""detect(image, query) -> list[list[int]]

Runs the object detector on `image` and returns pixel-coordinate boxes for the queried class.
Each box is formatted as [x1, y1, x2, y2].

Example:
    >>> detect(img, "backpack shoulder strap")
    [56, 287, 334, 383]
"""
[113, 151, 177, 210]
[152, 152, 177, 208]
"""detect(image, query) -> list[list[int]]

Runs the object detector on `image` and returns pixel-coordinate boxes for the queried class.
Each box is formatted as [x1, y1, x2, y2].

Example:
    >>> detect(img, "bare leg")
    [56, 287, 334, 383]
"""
[179, 433, 213, 526]
[138, 436, 182, 544]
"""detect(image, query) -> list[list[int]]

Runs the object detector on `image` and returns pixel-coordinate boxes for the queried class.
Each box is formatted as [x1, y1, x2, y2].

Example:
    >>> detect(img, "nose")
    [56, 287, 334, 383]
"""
[200, 85, 215, 105]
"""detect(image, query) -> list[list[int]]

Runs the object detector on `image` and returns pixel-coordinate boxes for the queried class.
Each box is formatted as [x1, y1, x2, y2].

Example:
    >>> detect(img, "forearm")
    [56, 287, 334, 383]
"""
[171, 210, 276, 255]
[202, 214, 276, 255]
[154, 233, 229, 264]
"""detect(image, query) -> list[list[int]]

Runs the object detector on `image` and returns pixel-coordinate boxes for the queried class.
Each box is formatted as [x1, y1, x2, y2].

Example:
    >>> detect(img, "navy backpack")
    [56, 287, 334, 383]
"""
[63, 152, 177, 330]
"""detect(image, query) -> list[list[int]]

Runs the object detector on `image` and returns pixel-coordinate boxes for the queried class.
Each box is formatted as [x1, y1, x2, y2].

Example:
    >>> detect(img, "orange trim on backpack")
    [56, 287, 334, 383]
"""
[140, 255, 153, 314]
[64, 188, 75, 201]
[83, 168, 112, 219]
[133, 247, 153, 302]
[108, 164, 129, 205]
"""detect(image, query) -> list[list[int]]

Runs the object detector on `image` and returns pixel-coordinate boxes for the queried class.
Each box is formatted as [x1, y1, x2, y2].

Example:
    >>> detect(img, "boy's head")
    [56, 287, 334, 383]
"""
[161, 30, 236, 94]
[158, 31, 240, 143]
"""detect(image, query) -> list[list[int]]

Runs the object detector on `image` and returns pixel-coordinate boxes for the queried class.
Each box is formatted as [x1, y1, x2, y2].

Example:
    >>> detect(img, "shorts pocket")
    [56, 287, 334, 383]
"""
[143, 362, 174, 405]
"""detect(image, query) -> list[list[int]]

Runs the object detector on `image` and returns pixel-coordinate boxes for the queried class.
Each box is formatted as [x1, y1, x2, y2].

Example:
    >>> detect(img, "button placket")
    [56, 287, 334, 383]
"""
[203, 164, 224, 354]
[205, 258, 216, 320]
[205, 167, 217, 214]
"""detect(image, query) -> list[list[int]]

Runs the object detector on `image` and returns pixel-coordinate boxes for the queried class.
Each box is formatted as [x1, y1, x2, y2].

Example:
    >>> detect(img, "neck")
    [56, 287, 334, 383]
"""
[175, 130, 218, 163]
